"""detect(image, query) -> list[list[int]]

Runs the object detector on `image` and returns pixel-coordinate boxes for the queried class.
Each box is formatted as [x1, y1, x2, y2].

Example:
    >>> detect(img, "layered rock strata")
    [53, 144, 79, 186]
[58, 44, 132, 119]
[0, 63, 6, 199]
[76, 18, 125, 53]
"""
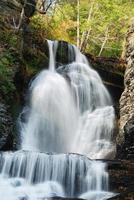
[117, 19, 134, 159]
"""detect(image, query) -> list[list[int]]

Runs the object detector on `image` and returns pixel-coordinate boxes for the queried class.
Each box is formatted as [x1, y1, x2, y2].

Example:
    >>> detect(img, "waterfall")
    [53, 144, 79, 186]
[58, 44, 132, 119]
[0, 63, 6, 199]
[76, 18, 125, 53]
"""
[47, 40, 58, 71]
[21, 71, 78, 152]
[0, 152, 114, 200]
[0, 40, 116, 200]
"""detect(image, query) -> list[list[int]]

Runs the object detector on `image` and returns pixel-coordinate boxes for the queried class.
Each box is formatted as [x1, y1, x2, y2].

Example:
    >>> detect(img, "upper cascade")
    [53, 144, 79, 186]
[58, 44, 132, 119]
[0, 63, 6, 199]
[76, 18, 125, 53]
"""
[19, 40, 115, 159]
[47, 40, 58, 71]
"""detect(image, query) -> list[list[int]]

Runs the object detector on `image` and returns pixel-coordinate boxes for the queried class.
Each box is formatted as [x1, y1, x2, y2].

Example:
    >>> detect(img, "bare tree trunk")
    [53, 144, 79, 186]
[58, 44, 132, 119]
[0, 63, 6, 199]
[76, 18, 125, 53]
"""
[80, 2, 94, 52]
[98, 26, 109, 56]
[80, 28, 91, 52]
[77, 0, 80, 48]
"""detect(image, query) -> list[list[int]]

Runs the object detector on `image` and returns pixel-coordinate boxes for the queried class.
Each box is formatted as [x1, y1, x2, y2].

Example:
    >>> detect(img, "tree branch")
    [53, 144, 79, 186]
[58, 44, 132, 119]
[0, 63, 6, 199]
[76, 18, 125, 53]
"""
[80, 2, 94, 52]
[98, 26, 109, 56]
[37, 0, 53, 14]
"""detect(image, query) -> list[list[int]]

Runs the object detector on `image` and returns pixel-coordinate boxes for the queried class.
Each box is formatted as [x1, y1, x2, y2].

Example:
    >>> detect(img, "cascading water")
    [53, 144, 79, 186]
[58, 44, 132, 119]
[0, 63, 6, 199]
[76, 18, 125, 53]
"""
[0, 40, 116, 200]
[47, 40, 58, 71]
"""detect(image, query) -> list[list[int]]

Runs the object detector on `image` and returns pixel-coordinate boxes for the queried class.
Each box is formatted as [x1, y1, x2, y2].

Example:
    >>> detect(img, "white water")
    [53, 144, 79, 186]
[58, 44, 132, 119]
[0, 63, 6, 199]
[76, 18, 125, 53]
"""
[47, 40, 58, 71]
[0, 40, 116, 200]
[0, 151, 115, 200]
[21, 71, 78, 152]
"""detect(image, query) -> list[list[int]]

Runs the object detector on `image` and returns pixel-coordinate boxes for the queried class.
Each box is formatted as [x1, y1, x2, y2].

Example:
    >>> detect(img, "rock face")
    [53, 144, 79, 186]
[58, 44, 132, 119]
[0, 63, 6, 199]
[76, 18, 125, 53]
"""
[108, 160, 134, 200]
[117, 19, 134, 159]
[87, 55, 124, 104]
[0, 103, 14, 150]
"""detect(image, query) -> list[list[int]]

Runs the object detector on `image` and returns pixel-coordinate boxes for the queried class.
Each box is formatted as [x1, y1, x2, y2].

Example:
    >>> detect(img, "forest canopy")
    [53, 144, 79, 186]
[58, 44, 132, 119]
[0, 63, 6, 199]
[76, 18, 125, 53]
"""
[0, 0, 134, 58]
[31, 0, 134, 57]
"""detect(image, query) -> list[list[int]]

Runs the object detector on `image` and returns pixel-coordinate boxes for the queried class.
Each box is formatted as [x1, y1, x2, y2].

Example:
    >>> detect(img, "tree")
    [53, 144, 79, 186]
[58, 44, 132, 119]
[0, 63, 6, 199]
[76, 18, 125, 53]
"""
[30, 0, 134, 57]
[77, 0, 80, 47]
[78, 0, 134, 57]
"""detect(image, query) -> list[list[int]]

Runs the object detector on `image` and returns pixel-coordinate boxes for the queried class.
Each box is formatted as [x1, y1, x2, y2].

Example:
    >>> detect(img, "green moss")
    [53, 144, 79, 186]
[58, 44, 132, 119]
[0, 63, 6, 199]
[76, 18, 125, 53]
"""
[0, 50, 16, 101]
[24, 48, 49, 74]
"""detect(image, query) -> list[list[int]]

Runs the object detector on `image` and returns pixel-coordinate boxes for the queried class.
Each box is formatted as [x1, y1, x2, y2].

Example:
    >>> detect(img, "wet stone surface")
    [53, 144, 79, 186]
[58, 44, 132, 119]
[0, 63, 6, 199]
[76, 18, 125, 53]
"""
[0, 103, 14, 150]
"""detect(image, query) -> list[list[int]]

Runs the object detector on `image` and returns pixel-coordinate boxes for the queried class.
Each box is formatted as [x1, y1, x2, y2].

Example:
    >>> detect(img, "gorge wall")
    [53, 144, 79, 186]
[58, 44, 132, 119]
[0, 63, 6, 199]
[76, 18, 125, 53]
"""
[86, 55, 124, 105]
[117, 19, 134, 159]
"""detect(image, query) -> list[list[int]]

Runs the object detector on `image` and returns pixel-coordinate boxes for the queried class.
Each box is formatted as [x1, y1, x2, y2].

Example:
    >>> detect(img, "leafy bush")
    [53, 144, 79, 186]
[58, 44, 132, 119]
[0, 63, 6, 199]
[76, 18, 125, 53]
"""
[0, 50, 16, 101]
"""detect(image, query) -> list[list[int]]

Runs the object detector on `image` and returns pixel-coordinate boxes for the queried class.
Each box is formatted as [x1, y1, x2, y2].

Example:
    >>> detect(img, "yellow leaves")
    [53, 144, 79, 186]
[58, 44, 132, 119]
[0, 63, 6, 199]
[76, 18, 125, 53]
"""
[51, 19, 76, 42]
[60, 20, 76, 31]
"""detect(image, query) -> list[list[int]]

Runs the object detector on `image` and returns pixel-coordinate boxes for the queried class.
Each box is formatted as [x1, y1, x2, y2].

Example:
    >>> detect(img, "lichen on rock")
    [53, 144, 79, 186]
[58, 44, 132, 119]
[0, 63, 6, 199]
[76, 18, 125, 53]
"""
[117, 19, 134, 159]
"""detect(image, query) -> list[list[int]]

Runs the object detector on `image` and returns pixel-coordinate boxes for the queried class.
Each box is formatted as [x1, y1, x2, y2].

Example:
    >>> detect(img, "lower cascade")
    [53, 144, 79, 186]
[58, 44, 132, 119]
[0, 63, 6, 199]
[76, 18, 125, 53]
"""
[0, 40, 116, 200]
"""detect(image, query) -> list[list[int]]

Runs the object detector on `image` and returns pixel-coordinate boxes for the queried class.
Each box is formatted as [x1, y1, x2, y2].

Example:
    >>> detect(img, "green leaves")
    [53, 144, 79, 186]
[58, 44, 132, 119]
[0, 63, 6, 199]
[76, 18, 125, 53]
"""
[76, 0, 134, 56]
[0, 51, 15, 99]
[30, 0, 134, 57]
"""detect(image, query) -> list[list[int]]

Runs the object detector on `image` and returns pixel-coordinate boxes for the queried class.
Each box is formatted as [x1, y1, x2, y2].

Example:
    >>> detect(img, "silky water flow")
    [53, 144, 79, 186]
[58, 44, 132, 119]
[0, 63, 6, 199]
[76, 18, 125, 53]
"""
[0, 40, 116, 200]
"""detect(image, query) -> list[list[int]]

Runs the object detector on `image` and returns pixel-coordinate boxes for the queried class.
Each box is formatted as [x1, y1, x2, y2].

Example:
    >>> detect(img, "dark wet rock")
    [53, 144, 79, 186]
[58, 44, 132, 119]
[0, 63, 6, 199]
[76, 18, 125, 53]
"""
[23, 0, 37, 18]
[117, 116, 134, 159]
[19, 196, 29, 200]
[0, 0, 22, 15]
[0, 103, 14, 150]
[108, 192, 134, 200]
[56, 41, 75, 65]
[108, 159, 134, 200]
[0, 0, 37, 17]
[91, 159, 134, 199]
[44, 198, 84, 200]
[86, 55, 125, 104]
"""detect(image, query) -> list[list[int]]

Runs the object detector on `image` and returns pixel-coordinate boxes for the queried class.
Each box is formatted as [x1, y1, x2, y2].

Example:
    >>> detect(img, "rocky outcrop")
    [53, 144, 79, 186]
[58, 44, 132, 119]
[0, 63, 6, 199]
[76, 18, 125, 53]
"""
[0, 102, 14, 150]
[108, 160, 134, 200]
[117, 19, 134, 159]
[0, 0, 36, 16]
[86, 55, 125, 104]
